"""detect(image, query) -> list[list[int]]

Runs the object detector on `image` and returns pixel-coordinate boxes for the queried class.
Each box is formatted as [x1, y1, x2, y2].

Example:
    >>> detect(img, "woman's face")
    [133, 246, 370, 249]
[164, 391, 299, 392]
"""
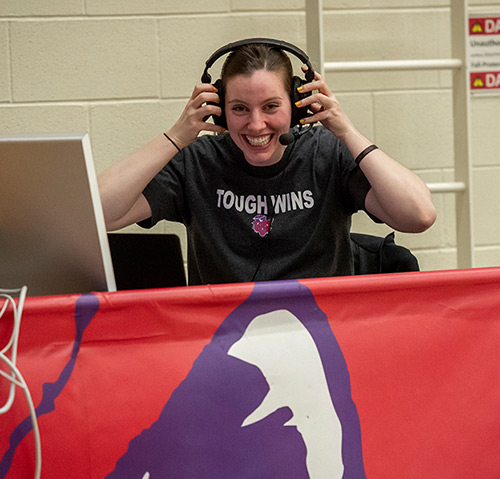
[224, 69, 292, 167]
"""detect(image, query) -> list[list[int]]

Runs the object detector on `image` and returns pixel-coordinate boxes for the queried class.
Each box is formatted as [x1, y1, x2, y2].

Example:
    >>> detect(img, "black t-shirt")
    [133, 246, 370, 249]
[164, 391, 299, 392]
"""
[140, 126, 373, 285]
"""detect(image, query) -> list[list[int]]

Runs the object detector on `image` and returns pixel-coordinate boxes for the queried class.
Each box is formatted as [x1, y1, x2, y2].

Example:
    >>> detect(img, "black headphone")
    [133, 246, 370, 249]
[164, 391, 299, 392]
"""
[201, 38, 315, 130]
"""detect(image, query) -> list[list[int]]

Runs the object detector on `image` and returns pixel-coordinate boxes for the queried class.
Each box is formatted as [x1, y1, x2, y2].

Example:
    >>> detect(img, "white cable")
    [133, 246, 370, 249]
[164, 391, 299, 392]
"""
[0, 352, 41, 479]
[0, 287, 26, 413]
[0, 286, 40, 479]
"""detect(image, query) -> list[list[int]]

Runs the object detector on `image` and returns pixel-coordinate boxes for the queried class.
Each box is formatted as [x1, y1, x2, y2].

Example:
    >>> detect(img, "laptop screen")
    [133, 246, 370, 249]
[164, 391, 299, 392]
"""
[107, 233, 186, 290]
[0, 134, 116, 296]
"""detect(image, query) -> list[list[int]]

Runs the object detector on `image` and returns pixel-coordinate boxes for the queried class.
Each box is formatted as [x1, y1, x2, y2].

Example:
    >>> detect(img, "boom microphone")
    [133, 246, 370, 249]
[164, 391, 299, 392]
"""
[279, 132, 295, 145]
[279, 124, 312, 146]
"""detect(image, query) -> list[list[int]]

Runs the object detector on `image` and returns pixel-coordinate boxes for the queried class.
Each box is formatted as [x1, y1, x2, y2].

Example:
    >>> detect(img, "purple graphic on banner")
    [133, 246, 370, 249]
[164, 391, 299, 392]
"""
[0, 294, 100, 478]
[107, 280, 366, 479]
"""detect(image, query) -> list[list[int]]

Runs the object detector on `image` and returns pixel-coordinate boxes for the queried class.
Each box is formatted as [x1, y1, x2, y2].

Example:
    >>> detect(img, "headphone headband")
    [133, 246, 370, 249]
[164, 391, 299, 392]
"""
[201, 37, 315, 84]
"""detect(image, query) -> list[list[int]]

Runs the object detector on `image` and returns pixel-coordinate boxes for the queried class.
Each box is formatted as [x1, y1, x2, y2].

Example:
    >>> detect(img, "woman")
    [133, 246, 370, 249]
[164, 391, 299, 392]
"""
[98, 40, 436, 285]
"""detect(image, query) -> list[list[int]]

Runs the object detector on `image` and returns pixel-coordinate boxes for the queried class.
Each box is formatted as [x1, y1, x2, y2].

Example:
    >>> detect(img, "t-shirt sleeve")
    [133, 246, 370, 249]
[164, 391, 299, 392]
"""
[331, 133, 370, 213]
[331, 131, 381, 223]
[137, 154, 186, 229]
[347, 166, 382, 223]
[346, 166, 371, 211]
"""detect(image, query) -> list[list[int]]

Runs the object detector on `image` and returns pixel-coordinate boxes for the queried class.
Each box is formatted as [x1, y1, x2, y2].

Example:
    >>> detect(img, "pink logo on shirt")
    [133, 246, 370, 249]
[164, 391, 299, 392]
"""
[252, 215, 272, 237]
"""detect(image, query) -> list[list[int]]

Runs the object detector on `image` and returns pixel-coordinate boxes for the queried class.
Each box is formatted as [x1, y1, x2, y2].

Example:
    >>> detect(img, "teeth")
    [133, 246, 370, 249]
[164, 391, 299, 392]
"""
[246, 135, 271, 146]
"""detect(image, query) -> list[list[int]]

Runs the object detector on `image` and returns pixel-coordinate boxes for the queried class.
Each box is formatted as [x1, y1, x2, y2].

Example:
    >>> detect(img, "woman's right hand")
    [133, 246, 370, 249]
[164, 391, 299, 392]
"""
[166, 84, 226, 150]
[98, 84, 226, 231]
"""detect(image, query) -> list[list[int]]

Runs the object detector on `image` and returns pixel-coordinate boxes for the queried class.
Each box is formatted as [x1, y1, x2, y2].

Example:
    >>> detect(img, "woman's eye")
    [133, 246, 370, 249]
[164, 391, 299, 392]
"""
[231, 105, 246, 113]
[266, 103, 280, 111]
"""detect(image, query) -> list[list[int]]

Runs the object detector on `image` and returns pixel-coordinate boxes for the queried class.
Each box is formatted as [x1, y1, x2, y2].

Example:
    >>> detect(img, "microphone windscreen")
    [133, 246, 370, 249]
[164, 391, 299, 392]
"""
[279, 133, 295, 146]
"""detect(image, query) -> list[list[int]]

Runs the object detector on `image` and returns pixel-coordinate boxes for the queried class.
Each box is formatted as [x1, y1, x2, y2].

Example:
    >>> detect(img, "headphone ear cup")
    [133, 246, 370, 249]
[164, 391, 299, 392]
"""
[290, 76, 311, 128]
[209, 79, 226, 129]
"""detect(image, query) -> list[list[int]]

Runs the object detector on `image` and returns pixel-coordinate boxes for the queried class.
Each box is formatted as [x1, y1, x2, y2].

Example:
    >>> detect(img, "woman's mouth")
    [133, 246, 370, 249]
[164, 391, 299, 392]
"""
[245, 134, 271, 147]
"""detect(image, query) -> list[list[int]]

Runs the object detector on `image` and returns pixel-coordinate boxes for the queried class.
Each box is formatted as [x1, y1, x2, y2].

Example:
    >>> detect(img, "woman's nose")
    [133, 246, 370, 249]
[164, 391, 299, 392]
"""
[248, 110, 266, 131]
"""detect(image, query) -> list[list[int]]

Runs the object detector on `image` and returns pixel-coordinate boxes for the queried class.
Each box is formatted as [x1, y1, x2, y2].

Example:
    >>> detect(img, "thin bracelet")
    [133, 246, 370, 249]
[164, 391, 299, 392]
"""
[355, 144, 378, 165]
[163, 132, 181, 152]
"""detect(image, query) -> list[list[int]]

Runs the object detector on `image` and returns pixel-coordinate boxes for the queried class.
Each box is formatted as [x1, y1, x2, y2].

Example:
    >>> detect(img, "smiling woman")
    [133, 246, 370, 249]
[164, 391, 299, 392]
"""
[97, 38, 436, 285]
[225, 70, 291, 166]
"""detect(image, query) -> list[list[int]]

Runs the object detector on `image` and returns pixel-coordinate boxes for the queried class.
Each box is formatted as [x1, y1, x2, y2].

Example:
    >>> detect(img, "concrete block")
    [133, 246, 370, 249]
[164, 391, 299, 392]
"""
[336, 93, 374, 139]
[373, 91, 454, 170]
[0, 104, 88, 135]
[231, 0, 304, 10]
[369, 0, 448, 7]
[470, 0, 500, 5]
[86, 0, 229, 15]
[10, 19, 159, 102]
[0, 23, 9, 101]
[415, 248, 457, 272]
[89, 99, 189, 173]
[0, 0, 84, 16]
[435, 9, 452, 58]
[325, 70, 443, 94]
[322, 8, 450, 91]
[475, 247, 500, 269]
[323, 0, 370, 7]
[323, 10, 446, 61]
[323, 0, 448, 7]
[158, 14, 305, 98]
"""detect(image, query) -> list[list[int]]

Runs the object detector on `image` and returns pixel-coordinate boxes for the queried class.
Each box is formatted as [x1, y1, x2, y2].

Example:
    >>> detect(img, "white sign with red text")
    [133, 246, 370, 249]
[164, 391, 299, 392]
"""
[469, 14, 500, 94]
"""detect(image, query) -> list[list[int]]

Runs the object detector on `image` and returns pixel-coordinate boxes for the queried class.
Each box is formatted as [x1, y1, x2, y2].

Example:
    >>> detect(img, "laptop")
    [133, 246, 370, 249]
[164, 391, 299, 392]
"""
[0, 134, 116, 296]
[0, 134, 187, 296]
[107, 233, 186, 290]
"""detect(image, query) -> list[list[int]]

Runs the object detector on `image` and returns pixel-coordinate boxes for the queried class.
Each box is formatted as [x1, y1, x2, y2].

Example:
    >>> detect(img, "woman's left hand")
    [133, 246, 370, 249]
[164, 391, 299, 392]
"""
[296, 71, 355, 141]
[297, 70, 437, 234]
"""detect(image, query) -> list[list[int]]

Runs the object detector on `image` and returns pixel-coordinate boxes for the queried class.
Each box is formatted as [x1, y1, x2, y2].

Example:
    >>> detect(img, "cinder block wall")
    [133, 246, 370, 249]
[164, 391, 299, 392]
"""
[1, 0, 499, 273]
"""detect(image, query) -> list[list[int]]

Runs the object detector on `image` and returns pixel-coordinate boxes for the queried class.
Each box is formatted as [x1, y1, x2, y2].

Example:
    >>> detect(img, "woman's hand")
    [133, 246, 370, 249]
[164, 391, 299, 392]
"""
[297, 70, 436, 233]
[296, 71, 355, 141]
[166, 83, 226, 150]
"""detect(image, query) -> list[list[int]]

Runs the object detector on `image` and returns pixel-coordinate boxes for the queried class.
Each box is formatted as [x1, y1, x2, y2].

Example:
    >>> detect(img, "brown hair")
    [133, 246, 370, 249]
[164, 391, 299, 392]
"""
[220, 43, 293, 93]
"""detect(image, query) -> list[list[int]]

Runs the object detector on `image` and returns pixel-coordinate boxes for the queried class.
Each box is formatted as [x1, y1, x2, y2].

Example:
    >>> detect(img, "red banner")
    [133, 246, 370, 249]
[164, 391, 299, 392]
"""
[2, 268, 500, 478]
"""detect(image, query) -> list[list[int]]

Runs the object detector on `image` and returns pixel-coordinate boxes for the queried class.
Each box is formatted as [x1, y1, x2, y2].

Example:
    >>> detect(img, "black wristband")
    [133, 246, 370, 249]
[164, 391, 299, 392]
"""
[355, 144, 378, 165]
[163, 132, 181, 152]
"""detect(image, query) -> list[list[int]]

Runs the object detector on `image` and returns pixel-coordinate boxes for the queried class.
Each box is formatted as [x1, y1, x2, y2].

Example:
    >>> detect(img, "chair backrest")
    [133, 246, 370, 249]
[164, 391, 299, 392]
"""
[350, 232, 420, 275]
[107, 233, 187, 290]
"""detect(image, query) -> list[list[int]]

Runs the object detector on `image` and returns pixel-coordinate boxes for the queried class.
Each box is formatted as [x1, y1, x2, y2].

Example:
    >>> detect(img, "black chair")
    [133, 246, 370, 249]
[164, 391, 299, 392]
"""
[350, 232, 419, 275]
[107, 233, 187, 290]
